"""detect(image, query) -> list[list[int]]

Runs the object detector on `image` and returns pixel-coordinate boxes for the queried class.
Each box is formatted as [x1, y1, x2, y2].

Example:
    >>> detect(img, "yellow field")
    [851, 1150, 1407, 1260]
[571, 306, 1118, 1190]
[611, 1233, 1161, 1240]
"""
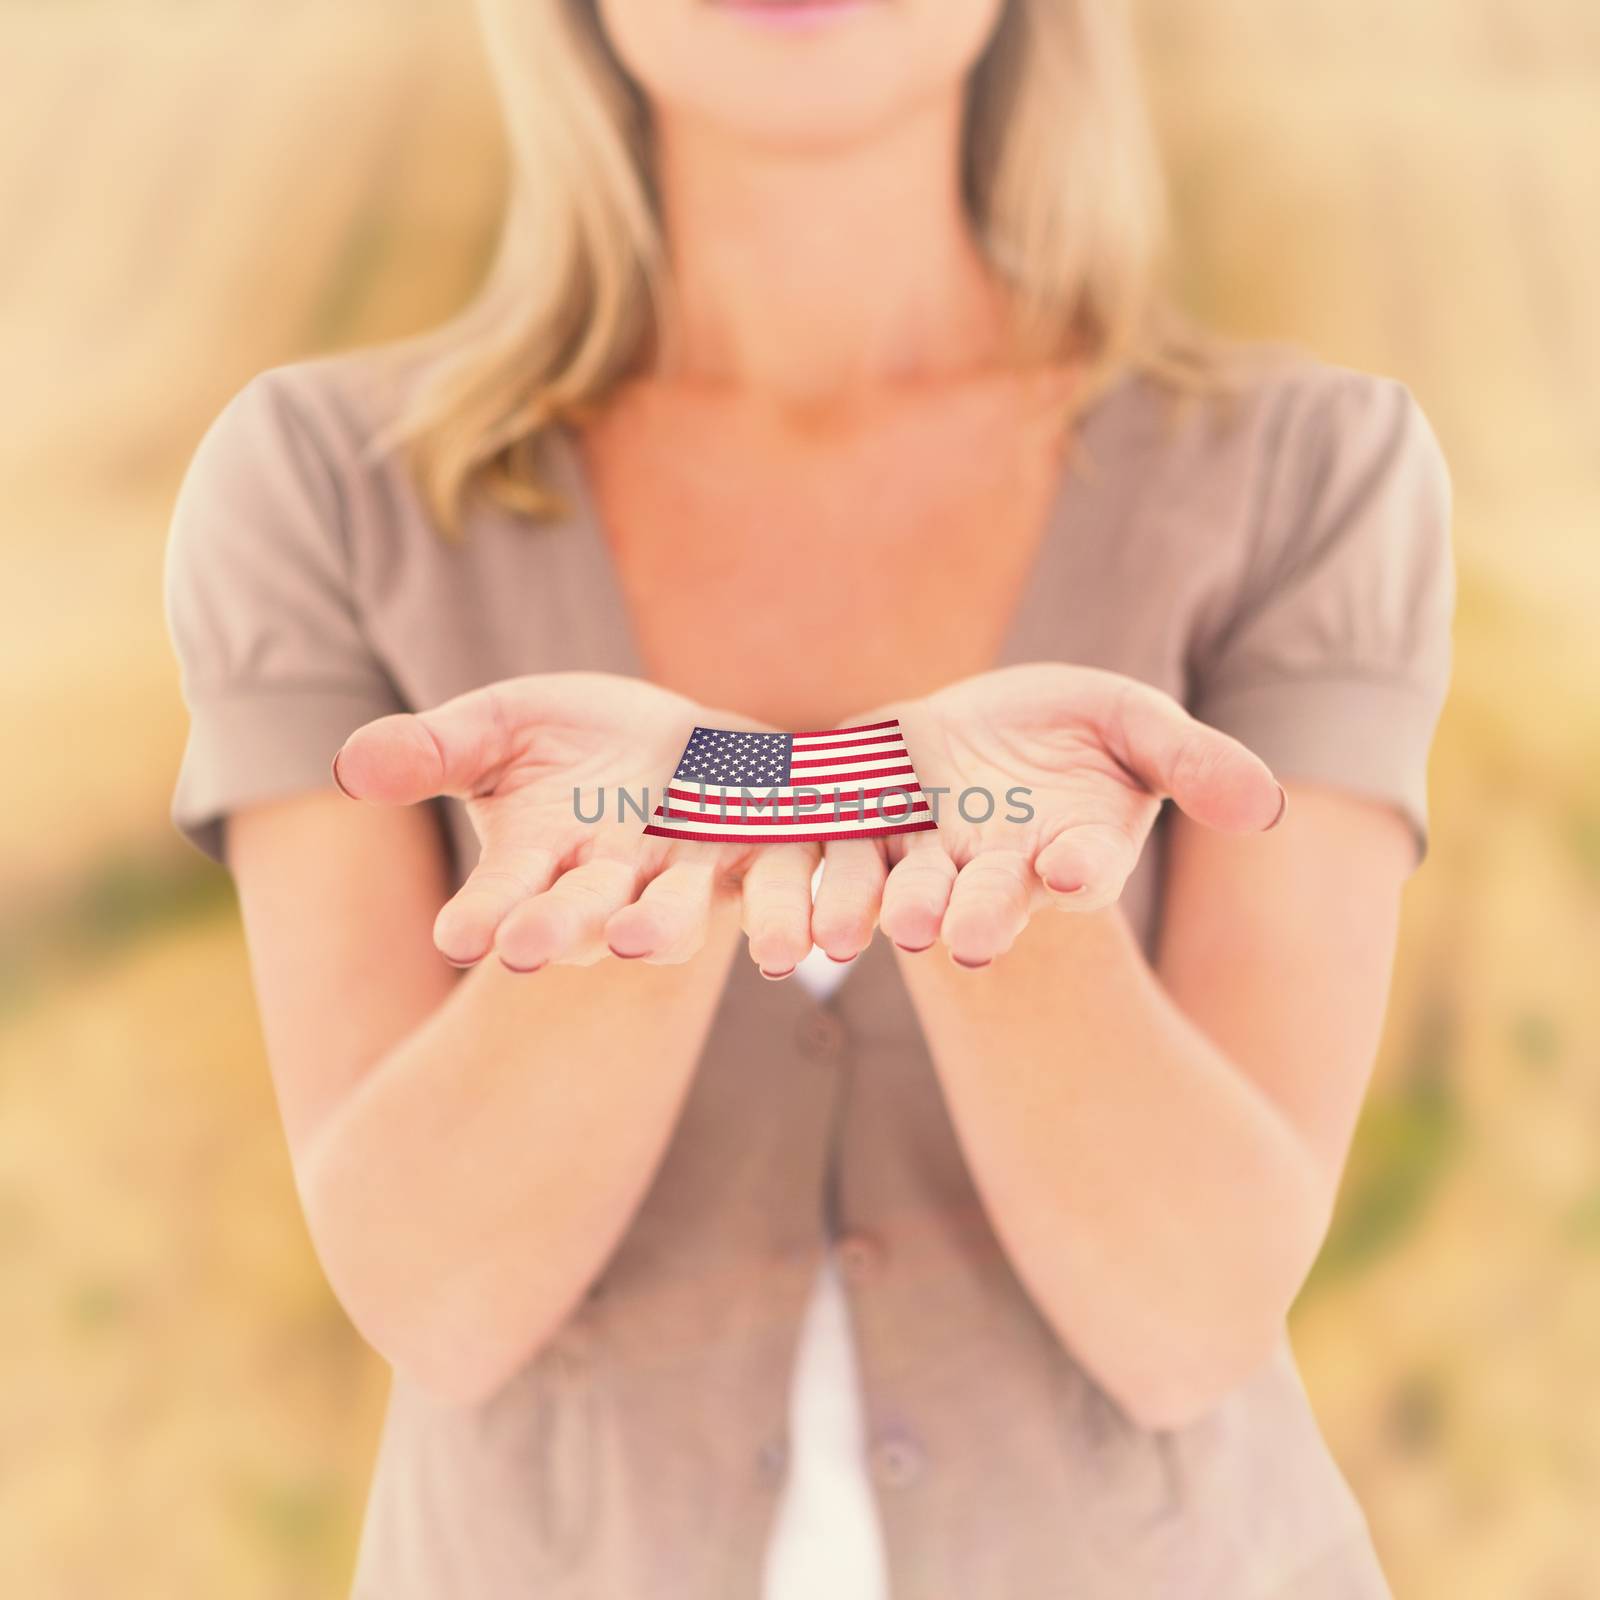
[1, 1, 1595, 1595]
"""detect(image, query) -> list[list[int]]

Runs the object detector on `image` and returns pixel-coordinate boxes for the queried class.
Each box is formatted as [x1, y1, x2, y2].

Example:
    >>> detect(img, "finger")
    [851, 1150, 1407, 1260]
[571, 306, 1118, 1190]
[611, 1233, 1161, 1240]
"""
[333, 683, 517, 805]
[604, 860, 717, 964]
[1034, 822, 1142, 912]
[1110, 682, 1283, 832]
[494, 856, 643, 971]
[740, 846, 817, 979]
[940, 849, 1033, 968]
[879, 840, 959, 954]
[812, 841, 887, 963]
[434, 845, 562, 966]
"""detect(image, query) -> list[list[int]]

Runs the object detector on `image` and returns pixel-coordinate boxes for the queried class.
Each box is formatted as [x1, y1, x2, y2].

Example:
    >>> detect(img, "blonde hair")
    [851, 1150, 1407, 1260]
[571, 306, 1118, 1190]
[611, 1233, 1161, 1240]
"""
[371, 0, 1212, 539]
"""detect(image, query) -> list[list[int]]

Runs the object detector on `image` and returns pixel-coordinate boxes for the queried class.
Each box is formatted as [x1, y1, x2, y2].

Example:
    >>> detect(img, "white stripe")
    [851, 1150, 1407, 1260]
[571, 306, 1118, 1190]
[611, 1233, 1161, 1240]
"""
[791, 727, 903, 750]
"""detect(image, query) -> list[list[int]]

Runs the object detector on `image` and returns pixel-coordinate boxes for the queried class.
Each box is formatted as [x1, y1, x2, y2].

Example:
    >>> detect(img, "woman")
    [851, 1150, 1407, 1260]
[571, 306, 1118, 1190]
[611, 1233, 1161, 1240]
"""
[165, 0, 1454, 1595]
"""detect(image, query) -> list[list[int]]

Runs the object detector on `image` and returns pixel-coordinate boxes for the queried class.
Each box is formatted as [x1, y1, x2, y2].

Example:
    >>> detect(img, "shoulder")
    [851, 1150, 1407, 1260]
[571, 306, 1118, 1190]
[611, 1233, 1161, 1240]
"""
[1169, 345, 1455, 695]
[1163, 349, 1455, 862]
[1096, 340, 1447, 499]
[170, 335, 471, 590]
[1205, 345, 1451, 569]
[1081, 342, 1451, 595]
[204, 334, 446, 489]
[1220, 345, 1448, 508]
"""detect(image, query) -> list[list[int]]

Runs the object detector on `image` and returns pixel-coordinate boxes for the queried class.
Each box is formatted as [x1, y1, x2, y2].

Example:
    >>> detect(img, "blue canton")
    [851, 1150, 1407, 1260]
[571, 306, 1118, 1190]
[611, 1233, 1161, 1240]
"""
[672, 727, 794, 788]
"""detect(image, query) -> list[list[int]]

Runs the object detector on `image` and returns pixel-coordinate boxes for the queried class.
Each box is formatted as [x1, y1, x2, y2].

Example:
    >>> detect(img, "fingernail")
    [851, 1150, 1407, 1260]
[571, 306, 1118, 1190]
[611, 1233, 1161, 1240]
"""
[951, 954, 992, 970]
[441, 952, 481, 969]
[1266, 783, 1288, 831]
[760, 966, 796, 981]
[893, 941, 934, 955]
[824, 950, 859, 965]
[608, 945, 647, 961]
[499, 957, 546, 974]
[331, 747, 356, 799]
[1044, 878, 1086, 896]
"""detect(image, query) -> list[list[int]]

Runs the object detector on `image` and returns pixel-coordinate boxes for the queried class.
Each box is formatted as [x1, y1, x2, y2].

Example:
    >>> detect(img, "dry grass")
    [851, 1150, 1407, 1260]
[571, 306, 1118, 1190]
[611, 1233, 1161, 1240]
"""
[0, 1, 1596, 1595]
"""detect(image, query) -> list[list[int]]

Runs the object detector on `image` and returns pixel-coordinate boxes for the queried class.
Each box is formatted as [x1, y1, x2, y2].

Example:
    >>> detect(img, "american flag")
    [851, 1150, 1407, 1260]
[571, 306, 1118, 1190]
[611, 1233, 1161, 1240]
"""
[641, 720, 940, 844]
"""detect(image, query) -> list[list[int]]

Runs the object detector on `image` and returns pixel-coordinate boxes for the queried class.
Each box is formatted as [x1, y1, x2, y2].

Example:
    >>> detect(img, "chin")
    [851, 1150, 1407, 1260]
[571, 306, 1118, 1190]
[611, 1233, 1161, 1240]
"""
[597, 0, 1006, 151]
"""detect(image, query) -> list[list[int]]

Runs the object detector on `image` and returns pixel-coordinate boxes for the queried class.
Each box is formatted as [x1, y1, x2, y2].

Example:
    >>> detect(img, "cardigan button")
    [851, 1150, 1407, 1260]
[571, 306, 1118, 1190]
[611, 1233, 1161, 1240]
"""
[794, 1009, 846, 1060]
[836, 1231, 883, 1285]
[756, 1437, 789, 1487]
[871, 1431, 926, 1489]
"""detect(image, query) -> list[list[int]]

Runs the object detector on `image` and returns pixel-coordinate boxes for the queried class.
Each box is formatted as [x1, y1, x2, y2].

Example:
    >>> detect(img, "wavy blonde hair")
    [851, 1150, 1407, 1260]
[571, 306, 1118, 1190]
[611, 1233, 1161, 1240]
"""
[371, 0, 1209, 539]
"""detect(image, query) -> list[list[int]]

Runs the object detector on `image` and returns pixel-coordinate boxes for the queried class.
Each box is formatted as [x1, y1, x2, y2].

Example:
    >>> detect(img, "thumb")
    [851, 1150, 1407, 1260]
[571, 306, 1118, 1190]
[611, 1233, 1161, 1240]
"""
[333, 683, 514, 805]
[1109, 681, 1285, 833]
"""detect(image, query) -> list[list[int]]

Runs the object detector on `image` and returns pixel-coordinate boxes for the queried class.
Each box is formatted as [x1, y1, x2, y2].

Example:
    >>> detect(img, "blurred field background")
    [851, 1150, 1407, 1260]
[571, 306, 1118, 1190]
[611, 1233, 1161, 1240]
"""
[0, 0, 1596, 1595]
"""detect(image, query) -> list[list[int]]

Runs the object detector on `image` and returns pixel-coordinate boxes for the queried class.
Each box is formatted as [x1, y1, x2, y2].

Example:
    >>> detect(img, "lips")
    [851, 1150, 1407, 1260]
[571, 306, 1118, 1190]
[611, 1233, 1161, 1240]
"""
[708, 0, 875, 25]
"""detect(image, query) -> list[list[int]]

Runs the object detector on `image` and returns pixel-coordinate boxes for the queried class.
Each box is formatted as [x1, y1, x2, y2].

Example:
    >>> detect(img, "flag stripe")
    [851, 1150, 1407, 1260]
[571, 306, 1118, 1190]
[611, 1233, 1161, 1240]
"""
[660, 796, 923, 817]
[791, 749, 916, 771]
[652, 801, 930, 830]
[787, 761, 915, 780]
[643, 818, 939, 843]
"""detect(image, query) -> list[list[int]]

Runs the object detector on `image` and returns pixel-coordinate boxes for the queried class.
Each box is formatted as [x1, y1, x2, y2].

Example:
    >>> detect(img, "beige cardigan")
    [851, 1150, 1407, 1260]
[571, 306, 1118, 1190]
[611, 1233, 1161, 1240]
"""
[166, 339, 1454, 1598]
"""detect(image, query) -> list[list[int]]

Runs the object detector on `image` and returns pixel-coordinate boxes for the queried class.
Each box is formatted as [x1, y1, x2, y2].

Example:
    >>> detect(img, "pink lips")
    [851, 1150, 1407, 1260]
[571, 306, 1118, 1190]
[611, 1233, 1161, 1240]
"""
[709, 0, 875, 30]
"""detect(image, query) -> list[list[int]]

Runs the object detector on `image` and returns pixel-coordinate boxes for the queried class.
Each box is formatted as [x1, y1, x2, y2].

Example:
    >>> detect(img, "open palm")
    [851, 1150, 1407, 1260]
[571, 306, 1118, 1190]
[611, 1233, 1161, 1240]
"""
[815, 664, 1285, 967]
[332, 673, 818, 974]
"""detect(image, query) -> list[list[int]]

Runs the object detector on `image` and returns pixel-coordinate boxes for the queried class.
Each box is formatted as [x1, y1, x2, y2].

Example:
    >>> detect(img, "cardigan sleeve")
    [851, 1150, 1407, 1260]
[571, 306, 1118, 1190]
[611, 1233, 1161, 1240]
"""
[1189, 369, 1456, 864]
[163, 367, 404, 865]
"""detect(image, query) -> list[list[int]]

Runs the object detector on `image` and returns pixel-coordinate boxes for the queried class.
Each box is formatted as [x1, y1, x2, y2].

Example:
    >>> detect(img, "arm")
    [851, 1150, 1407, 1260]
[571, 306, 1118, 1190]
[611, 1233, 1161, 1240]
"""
[230, 790, 742, 1408]
[162, 378, 817, 1408]
[229, 671, 819, 1407]
[892, 785, 1415, 1431]
[848, 373, 1452, 1428]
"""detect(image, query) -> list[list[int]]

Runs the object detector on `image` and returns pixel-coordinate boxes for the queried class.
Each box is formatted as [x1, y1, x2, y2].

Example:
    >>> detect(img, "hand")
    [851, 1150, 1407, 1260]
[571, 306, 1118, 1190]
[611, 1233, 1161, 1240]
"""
[331, 673, 819, 975]
[812, 663, 1284, 968]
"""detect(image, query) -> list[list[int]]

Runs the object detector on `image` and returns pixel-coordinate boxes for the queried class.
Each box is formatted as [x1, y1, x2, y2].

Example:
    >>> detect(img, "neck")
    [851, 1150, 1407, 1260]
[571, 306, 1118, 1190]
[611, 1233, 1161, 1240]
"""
[651, 95, 1009, 405]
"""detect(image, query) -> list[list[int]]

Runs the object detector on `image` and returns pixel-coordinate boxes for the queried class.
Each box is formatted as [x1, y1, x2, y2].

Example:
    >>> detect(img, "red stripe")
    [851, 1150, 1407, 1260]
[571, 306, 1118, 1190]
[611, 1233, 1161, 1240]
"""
[790, 718, 900, 738]
[785, 732, 904, 754]
[641, 819, 938, 844]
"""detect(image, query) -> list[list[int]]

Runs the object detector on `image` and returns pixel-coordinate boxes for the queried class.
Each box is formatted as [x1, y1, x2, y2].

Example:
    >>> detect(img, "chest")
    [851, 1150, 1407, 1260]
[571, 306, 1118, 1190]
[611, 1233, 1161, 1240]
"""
[575, 392, 1073, 730]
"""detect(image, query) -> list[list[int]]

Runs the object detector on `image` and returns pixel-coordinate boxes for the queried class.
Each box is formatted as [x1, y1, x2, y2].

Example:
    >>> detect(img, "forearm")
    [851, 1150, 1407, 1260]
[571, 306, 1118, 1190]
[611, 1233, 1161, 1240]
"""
[299, 900, 743, 1405]
[895, 906, 1330, 1429]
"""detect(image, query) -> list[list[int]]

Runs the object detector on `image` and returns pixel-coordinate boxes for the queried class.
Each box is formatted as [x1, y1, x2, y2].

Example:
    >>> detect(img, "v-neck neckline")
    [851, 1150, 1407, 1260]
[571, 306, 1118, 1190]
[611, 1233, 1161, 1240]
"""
[547, 364, 1143, 692]
[985, 368, 1141, 671]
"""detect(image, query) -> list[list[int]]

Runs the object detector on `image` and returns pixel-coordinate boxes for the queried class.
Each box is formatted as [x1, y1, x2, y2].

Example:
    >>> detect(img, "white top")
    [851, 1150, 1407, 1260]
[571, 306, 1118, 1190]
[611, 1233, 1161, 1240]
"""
[760, 941, 891, 1600]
